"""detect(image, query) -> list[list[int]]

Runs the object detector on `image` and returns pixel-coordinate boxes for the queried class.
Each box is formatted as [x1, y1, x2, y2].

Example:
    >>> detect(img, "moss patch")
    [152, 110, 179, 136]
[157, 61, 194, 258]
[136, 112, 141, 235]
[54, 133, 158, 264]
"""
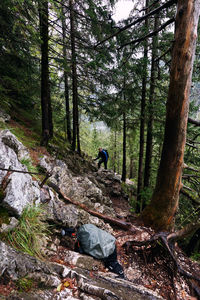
[0, 207, 10, 226]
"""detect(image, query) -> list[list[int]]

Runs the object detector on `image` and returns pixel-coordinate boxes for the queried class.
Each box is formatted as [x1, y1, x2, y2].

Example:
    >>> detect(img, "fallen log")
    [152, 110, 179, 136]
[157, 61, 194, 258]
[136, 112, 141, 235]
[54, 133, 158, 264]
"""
[48, 182, 133, 231]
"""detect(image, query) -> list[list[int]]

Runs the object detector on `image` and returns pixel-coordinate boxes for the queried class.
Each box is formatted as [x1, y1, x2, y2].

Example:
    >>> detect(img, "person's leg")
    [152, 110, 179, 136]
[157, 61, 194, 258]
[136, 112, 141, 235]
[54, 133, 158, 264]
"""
[98, 159, 103, 169]
[103, 248, 124, 278]
[104, 160, 107, 169]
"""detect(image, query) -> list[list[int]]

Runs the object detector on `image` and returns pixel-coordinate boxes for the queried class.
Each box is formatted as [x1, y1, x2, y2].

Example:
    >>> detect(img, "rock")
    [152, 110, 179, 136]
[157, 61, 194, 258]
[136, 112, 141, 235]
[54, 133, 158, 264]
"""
[2, 172, 40, 216]
[1, 130, 30, 161]
[61, 250, 103, 271]
[0, 131, 40, 216]
[39, 155, 116, 217]
[70, 268, 164, 300]
[0, 109, 11, 123]
[0, 241, 61, 284]
[6, 288, 79, 300]
[0, 217, 19, 233]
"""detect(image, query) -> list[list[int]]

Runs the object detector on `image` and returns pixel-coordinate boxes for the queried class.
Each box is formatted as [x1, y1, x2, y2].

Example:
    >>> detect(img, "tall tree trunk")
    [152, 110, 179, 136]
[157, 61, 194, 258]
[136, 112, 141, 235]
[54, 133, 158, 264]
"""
[122, 111, 127, 182]
[141, 0, 200, 231]
[39, 0, 52, 146]
[136, 0, 149, 213]
[129, 156, 134, 179]
[113, 129, 117, 173]
[69, 0, 80, 153]
[61, 0, 71, 144]
[144, 10, 159, 189]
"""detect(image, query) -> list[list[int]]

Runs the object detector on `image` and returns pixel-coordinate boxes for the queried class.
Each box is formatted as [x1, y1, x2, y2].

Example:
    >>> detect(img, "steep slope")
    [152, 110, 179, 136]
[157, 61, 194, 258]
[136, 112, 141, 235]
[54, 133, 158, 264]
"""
[0, 111, 199, 300]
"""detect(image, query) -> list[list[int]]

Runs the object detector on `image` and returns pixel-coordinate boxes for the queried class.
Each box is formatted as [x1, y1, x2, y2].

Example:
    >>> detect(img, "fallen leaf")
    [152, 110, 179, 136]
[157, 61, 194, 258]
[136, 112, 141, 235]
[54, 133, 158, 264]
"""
[63, 281, 70, 288]
[56, 283, 62, 292]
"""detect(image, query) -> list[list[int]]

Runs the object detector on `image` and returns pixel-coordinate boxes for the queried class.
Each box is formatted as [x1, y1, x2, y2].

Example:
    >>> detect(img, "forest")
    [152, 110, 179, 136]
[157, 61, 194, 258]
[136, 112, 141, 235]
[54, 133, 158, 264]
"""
[0, 0, 200, 298]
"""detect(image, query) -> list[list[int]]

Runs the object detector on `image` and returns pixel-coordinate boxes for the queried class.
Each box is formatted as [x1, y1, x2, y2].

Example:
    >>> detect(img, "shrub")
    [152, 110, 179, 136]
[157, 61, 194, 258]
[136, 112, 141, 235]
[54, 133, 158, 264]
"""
[6, 204, 50, 259]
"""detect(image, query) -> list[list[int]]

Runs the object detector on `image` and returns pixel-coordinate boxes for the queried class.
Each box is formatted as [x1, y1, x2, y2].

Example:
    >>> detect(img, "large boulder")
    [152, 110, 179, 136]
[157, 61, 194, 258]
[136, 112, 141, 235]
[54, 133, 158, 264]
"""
[1, 129, 30, 161]
[0, 130, 40, 216]
[0, 241, 62, 284]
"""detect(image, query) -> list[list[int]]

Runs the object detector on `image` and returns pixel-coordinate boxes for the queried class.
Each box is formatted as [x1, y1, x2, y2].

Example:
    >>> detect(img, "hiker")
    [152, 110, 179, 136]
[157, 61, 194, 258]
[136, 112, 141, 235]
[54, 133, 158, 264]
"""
[94, 147, 109, 169]
[61, 224, 124, 278]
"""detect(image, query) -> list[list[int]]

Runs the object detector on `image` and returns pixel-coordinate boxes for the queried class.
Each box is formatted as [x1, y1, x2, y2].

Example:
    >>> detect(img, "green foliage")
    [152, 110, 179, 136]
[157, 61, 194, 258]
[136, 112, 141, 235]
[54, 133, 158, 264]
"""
[0, 121, 8, 130]
[16, 277, 34, 292]
[5, 205, 50, 259]
[139, 187, 153, 207]
[0, 0, 40, 109]
[176, 196, 199, 229]
[121, 181, 137, 212]
[20, 158, 38, 174]
[190, 252, 200, 262]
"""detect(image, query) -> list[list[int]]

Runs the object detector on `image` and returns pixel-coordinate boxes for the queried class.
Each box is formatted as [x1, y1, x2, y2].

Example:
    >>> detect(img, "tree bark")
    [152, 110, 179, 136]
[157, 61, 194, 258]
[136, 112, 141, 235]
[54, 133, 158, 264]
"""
[141, 0, 200, 231]
[122, 110, 127, 182]
[136, 0, 149, 213]
[61, 0, 71, 144]
[113, 129, 117, 173]
[39, 0, 53, 146]
[144, 10, 159, 189]
[69, 0, 80, 153]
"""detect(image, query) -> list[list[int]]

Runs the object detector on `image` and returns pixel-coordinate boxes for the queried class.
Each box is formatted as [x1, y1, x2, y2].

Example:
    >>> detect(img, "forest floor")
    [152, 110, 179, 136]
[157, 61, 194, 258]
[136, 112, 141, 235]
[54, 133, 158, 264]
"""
[109, 196, 200, 300]
[0, 118, 199, 300]
[49, 193, 200, 300]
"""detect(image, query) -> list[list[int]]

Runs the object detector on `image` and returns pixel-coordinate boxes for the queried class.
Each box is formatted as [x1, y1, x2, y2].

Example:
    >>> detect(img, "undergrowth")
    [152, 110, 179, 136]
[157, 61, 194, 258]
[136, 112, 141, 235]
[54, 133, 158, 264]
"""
[20, 158, 41, 180]
[2, 205, 50, 259]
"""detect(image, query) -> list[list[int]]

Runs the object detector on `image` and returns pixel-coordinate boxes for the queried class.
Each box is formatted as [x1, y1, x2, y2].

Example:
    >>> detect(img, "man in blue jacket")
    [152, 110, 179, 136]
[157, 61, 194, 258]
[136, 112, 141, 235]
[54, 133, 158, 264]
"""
[94, 147, 109, 169]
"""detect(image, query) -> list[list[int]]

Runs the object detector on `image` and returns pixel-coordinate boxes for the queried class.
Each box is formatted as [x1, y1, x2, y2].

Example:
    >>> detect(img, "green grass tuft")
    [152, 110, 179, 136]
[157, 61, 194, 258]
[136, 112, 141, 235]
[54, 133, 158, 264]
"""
[5, 204, 50, 259]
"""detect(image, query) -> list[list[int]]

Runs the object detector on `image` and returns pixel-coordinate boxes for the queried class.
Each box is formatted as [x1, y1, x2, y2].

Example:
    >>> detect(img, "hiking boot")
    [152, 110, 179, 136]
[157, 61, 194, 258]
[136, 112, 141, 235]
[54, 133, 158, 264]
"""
[107, 261, 124, 278]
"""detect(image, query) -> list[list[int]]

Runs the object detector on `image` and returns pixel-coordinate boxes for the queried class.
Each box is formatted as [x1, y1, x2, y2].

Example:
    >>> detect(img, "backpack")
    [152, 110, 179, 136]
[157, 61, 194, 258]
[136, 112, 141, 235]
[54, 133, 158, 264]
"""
[61, 224, 124, 278]
[102, 149, 109, 161]
[77, 224, 116, 259]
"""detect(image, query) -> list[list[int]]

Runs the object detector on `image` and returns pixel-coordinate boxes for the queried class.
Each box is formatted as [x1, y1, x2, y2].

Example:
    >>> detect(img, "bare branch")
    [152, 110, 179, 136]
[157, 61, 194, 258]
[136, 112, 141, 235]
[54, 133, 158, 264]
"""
[0, 167, 40, 175]
[95, 0, 177, 48]
[167, 221, 200, 242]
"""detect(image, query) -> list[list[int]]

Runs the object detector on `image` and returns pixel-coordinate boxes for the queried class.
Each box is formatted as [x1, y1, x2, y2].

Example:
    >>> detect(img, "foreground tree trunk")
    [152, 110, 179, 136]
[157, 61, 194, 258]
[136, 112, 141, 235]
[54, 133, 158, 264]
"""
[39, 0, 53, 146]
[141, 0, 200, 231]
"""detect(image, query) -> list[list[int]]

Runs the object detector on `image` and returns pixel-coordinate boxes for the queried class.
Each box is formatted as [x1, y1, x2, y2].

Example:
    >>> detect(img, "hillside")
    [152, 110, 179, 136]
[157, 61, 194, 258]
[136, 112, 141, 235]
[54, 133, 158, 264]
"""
[0, 110, 199, 300]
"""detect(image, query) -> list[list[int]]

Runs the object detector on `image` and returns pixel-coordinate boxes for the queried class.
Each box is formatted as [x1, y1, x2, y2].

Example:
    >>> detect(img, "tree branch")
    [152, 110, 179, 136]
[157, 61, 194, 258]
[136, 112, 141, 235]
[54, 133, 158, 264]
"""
[188, 117, 200, 126]
[0, 167, 40, 175]
[48, 182, 133, 230]
[167, 221, 200, 242]
[119, 18, 175, 49]
[180, 187, 200, 205]
[95, 0, 177, 48]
